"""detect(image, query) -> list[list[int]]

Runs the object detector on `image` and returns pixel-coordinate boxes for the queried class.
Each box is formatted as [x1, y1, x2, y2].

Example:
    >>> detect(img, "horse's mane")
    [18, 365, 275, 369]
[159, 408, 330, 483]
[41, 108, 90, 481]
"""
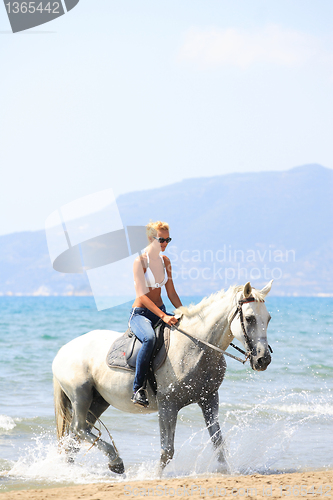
[175, 285, 265, 318]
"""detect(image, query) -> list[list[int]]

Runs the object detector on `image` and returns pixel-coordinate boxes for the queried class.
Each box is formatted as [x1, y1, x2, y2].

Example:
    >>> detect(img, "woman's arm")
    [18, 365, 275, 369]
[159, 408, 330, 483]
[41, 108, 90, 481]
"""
[164, 256, 182, 309]
[133, 256, 150, 298]
[138, 294, 178, 326]
[133, 256, 178, 325]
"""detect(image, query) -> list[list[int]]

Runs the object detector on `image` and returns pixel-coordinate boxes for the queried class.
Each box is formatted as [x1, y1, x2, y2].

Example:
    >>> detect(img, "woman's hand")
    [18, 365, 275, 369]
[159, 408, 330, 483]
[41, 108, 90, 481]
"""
[162, 314, 178, 327]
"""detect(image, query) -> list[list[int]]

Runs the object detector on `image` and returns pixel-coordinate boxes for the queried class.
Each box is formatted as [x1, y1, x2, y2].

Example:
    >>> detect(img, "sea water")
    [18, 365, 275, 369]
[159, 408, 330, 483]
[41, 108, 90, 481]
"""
[0, 295, 332, 493]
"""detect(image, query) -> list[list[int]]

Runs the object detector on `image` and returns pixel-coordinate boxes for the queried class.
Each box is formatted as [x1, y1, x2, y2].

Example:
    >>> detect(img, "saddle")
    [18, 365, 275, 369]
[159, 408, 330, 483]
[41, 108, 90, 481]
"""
[106, 321, 171, 394]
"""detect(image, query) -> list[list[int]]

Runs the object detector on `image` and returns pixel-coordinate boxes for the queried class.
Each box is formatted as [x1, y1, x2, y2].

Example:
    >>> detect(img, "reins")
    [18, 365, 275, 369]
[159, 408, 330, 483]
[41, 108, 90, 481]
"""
[173, 296, 272, 364]
[173, 323, 249, 364]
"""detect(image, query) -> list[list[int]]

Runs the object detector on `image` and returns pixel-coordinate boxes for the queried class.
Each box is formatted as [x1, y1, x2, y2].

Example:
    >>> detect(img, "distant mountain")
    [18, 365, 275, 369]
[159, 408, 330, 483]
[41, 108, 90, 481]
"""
[0, 230, 90, 296]
[0, 164, 332, 297]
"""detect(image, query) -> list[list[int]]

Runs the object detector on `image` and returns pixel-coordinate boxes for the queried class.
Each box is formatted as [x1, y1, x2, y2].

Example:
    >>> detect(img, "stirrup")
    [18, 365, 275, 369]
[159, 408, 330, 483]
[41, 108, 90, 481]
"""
[131, 387, 149, 407]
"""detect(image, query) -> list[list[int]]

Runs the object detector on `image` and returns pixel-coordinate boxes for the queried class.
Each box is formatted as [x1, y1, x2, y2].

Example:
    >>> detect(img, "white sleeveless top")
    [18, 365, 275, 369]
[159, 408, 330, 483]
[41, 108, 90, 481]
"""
[144, 253, 168, 289]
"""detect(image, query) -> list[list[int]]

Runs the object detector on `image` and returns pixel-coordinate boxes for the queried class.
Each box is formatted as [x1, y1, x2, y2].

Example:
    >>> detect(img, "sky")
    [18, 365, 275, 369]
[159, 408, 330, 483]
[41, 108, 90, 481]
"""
[0, 0, 332, 236]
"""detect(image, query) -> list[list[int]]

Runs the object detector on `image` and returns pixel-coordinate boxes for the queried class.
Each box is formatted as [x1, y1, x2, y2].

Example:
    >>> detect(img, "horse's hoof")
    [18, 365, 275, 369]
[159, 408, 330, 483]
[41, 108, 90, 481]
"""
[109, 458, 125, 475]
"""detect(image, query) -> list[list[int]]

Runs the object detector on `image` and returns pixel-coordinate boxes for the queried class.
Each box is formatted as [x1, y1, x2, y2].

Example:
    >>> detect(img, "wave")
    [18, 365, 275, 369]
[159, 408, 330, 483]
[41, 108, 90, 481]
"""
[270, 403, 333, 415]
[0, 416, 17, 432]
[217, 401, 333, 418]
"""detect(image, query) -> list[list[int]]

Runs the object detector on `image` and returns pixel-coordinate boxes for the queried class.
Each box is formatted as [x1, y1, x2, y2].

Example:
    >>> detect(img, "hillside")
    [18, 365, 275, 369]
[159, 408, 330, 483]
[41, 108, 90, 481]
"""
[0, 164, 332, 297]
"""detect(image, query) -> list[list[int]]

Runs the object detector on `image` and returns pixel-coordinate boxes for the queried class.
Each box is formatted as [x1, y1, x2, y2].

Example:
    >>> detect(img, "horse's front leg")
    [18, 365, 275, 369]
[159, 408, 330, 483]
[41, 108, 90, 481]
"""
[157, 398, 179, 474]
[198, 391, 227, 468]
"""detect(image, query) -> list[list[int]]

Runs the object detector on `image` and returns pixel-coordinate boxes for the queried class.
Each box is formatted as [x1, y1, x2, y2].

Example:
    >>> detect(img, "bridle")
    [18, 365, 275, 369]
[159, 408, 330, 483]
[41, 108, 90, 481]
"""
[173, 296, 272, 365]
[228, 296, 273, 358]
[229, 297, 257, 356]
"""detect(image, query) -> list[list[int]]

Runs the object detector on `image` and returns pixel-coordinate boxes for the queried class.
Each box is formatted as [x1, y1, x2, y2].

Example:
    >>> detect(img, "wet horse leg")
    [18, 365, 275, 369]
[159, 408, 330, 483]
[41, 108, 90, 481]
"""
[85, 390, 110, 429]
[198, 391, 227, 467]
[70, 384, 125, 474]
[158, 398, 179, 474]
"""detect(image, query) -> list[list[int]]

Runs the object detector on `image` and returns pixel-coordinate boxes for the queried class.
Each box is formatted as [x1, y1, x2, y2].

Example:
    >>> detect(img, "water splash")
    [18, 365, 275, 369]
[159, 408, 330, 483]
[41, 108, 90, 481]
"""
[2, 389, 332, 491]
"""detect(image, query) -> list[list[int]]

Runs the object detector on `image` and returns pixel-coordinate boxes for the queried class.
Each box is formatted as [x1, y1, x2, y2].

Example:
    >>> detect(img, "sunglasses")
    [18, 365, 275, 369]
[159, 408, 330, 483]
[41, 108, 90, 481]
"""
[153, 236, 172, 244]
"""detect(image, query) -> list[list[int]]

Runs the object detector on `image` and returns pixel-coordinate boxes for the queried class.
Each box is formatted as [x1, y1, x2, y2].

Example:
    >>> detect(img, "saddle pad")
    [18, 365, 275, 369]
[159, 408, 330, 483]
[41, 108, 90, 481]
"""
[106, 326, 170, 372]
[106, 332, 133, 371]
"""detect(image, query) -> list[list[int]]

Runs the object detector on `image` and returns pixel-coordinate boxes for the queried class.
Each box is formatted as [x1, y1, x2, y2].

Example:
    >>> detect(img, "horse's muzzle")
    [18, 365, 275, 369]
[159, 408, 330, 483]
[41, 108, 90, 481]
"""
[251, 351, 271, 371]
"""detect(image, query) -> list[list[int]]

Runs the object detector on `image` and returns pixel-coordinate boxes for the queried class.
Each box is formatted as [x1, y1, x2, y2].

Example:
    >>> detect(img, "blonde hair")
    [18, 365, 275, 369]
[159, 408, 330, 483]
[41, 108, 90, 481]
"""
[146, 220, 170, 242]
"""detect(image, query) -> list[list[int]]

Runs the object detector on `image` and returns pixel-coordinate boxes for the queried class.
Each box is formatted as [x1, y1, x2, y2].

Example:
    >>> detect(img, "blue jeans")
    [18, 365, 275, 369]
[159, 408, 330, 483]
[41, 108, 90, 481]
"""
[128, 304, 173, 392]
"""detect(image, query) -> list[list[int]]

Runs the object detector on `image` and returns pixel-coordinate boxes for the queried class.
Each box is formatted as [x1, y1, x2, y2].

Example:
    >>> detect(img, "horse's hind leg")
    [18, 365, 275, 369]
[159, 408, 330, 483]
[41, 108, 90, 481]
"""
[198, 391, 227, 469]
[86, 390, 110, 428]
[70, 384, 125, 474]
[86, 391, 125, 474]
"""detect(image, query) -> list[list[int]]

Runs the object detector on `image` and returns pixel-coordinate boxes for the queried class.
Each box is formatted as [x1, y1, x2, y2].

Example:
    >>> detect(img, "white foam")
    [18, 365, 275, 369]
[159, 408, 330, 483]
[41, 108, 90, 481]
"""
[0, 415, 16, 432]
[270, 404, 333, 415]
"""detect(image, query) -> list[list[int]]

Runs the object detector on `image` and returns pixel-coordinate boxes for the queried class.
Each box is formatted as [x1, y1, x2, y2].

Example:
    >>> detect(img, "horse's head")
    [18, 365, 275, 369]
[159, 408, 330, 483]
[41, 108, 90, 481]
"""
[229, 280, 273, 371]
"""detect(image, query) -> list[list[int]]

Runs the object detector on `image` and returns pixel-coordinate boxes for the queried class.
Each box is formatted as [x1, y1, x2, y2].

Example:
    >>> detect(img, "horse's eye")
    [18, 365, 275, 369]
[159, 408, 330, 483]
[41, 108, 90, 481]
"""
[246, 316, 256, 326]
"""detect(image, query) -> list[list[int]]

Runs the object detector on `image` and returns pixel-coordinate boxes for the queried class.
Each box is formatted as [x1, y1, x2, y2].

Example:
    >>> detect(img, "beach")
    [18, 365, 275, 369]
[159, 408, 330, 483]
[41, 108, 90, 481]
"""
[1, 470, 332, 499]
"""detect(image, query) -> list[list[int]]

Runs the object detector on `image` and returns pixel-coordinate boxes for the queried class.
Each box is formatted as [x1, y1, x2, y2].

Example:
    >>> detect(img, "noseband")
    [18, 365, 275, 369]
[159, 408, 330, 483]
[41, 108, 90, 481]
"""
[229, 297, 273, 357]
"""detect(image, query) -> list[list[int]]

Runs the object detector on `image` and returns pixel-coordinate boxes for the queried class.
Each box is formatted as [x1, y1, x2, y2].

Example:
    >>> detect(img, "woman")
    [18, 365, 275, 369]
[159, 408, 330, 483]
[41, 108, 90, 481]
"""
[129, 220, 182, 407]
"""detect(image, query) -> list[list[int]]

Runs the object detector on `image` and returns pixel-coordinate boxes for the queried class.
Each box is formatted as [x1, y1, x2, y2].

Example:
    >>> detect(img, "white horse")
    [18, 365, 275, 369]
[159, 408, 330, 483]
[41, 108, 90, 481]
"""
[52, 280, 273, 474]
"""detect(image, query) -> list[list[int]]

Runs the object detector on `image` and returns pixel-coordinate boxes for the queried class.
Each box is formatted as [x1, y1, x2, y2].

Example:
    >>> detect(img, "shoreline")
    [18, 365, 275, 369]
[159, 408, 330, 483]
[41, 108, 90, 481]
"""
[1, 469, 332, 500]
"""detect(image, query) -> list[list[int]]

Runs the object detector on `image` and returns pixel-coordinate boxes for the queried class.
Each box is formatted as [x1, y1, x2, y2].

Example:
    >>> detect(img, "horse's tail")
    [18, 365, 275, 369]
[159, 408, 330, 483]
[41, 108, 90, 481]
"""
[53, 376, 72, 440]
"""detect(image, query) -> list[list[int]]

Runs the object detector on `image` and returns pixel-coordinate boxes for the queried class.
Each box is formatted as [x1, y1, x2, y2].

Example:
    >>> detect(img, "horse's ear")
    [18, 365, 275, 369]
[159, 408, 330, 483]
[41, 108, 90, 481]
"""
[243, 282, 252, 298]
[261, 279, 273, 297]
